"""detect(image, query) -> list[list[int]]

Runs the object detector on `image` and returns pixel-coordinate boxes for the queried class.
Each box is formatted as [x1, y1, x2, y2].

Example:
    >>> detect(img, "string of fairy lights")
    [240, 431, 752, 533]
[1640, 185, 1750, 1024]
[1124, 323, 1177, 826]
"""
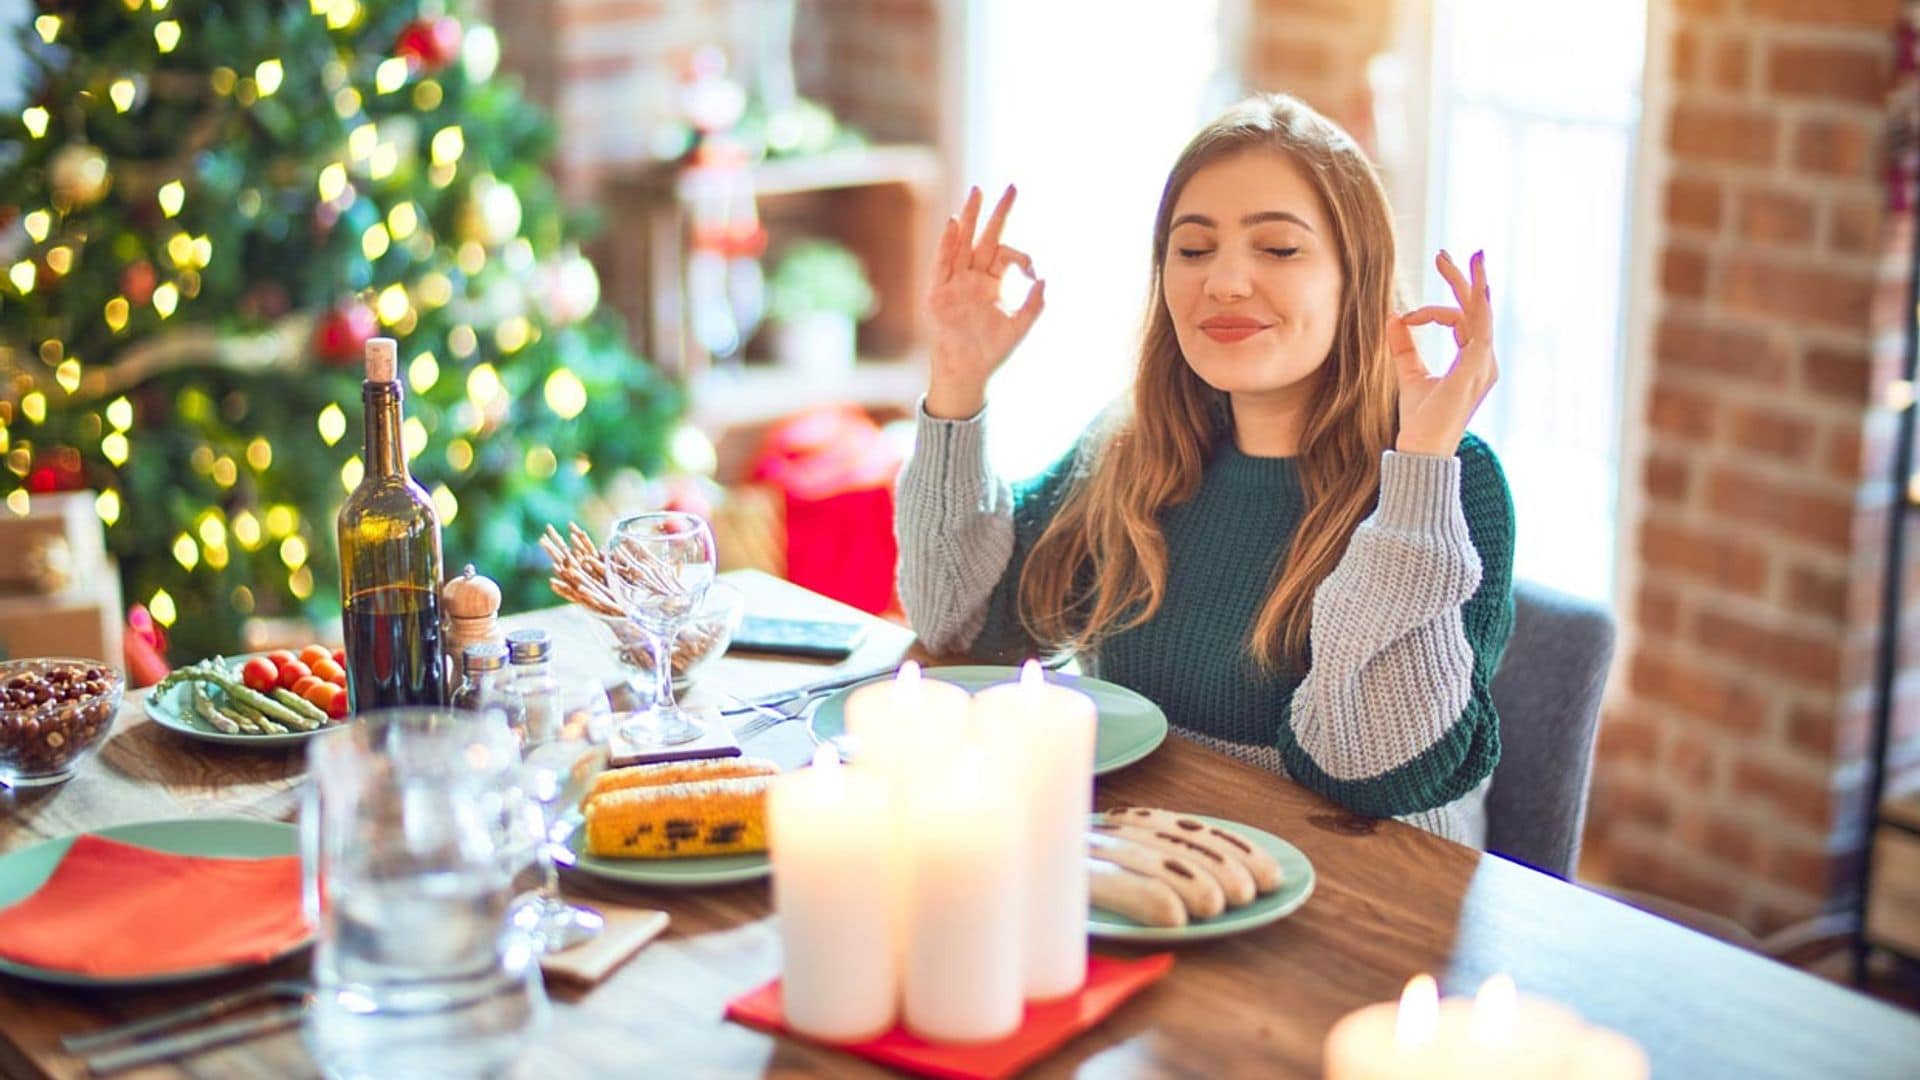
[2, 0, 628, 636]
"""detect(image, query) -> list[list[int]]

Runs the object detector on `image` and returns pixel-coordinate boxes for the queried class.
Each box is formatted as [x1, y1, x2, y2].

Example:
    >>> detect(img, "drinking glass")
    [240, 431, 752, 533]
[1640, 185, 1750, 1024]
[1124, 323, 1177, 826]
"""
[602, 511, 719, 747]
[510, 676, 613, 952]
[302, 708, 547, 1080]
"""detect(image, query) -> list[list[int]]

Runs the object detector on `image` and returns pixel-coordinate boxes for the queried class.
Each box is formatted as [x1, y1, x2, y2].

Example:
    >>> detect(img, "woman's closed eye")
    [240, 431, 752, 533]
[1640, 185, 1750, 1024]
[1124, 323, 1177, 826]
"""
[1171, 246, 1300, 260]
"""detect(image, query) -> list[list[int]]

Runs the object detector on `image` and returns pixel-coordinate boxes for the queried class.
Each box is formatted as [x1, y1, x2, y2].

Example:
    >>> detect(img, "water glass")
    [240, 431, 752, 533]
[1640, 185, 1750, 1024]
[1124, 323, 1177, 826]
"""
[302, 709, 548, 1079]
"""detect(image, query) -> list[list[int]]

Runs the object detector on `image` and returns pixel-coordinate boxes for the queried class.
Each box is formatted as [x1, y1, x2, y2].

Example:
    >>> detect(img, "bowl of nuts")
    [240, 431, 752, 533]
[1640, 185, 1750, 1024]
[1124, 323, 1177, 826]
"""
[0, 659, 124, 788]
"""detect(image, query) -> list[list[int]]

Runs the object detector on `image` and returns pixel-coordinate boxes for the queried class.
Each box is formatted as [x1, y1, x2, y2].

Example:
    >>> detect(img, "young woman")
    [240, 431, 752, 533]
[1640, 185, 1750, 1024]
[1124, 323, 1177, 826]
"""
[894, 94, 1515, 846]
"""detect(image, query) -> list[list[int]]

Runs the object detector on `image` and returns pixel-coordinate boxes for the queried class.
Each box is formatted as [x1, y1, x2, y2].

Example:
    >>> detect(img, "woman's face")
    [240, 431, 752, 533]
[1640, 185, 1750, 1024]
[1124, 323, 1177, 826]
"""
[1162, 150, 1343, 400]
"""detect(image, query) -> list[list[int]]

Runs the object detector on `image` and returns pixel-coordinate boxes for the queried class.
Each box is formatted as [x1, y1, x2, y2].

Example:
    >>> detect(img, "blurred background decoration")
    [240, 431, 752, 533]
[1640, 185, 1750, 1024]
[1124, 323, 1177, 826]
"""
[0, 0, 682, 659]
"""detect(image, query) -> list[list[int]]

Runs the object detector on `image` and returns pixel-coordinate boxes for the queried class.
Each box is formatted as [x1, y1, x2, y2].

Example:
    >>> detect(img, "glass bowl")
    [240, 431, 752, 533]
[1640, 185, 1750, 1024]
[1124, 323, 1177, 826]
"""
[582, 579, 746, 694]
[0, 658, 124, 788]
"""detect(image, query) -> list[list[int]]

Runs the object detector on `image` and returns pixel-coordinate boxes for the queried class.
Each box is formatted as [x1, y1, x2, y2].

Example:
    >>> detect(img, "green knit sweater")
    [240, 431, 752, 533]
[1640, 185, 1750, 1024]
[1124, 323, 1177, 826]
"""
[896, 409, 1516, 842]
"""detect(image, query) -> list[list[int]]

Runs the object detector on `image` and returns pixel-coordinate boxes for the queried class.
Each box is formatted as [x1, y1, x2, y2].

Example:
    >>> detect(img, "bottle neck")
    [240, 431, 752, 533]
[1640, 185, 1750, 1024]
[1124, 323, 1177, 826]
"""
[362, 379, 408, 480]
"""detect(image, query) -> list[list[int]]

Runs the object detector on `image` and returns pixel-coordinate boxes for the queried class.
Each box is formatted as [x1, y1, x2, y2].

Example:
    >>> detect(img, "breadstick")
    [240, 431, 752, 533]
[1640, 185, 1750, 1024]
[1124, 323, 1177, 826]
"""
[1087, 859, 1187, 928]
[1099, 807, 1283, 894]
[1092, 821, 1256, 906]
[1088, 830, 1225, 919]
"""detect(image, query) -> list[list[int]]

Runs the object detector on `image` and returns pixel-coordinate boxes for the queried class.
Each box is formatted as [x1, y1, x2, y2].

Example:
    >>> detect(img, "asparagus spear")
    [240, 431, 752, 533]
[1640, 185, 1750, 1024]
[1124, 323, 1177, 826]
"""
[190, 684, 241, 734]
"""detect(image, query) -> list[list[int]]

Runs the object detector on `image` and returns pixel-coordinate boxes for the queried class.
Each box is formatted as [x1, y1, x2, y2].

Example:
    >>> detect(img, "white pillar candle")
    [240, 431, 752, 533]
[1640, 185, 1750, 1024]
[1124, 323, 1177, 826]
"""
[843, 661, 972, 777]
[970, 660, 1097, 1001]
[768, 745, 898, 1043]
[902, 744, 1024, 1043]
[842, 661, 975, 976]
[1324, 974, 1647, 1080]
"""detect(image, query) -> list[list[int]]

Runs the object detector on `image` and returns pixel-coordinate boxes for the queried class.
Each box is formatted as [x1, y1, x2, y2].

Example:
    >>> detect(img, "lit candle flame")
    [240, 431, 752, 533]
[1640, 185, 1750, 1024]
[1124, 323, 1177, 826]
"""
[1020, 658, 1044, 688]
[1395, 974, 1439, 1049]
[1471, 974, 1516, 1047]
[897, 660, 921, 688]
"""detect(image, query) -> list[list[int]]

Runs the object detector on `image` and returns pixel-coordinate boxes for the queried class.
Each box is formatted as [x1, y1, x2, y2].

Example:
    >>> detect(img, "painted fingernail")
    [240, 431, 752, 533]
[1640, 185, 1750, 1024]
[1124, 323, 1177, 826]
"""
[1439, 250, 1454, 263]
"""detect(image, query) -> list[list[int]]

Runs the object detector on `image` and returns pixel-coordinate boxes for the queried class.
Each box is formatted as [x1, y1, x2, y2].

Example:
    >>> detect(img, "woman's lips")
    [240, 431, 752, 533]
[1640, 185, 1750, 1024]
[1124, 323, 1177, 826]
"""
[1200, 322, 1269, 343]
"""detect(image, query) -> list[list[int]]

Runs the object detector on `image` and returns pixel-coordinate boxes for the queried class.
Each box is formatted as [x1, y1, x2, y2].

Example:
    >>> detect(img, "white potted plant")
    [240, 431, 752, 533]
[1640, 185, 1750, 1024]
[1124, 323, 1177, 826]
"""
[765, 240, 876, 376]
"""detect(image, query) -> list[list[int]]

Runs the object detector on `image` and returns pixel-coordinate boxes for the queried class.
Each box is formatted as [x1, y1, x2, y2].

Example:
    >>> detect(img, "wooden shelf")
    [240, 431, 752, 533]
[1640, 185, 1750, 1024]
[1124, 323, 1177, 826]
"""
[689, 357, 926, 433]
[599, 143, 942, 381]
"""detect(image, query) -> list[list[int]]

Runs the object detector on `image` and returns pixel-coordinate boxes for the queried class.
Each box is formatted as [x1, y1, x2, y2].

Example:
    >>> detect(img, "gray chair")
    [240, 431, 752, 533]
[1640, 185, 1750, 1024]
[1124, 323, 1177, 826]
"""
[1486, 579, 1616, 880]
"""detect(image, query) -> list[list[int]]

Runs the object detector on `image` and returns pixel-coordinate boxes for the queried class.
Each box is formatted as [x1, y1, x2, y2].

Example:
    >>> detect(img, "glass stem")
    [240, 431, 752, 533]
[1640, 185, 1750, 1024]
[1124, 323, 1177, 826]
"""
[650, 620, 677, 712]
[540, 833, 562, 902]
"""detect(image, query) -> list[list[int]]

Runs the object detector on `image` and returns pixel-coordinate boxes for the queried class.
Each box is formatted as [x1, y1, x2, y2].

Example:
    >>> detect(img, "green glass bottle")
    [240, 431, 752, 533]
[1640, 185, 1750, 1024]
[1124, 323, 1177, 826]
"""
[336, 337, 446, 709]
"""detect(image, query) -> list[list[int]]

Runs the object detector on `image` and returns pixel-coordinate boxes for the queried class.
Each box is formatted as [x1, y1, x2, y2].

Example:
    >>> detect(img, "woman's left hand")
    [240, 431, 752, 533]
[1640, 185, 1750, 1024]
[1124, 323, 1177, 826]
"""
[1390, 249, 1497, 458]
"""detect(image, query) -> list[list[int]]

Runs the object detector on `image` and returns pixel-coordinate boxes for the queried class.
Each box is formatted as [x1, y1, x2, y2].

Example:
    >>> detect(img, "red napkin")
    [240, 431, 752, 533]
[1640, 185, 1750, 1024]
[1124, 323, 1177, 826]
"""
[0, 834, 309, 977]
[725, 953, 1175, 1079]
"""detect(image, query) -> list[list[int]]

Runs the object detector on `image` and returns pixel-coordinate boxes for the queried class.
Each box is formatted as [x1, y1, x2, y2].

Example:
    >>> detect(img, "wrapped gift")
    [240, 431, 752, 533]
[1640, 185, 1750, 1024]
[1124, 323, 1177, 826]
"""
[0, 491, 124, 664]
[0, 491, 108, 595]
[0, 567, 124, 665]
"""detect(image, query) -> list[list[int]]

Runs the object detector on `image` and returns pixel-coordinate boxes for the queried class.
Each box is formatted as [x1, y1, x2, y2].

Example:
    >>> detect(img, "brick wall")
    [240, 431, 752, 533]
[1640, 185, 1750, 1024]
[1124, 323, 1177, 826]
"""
[1247, 0, 1394, 154]
[1594, 0, 1917, 936]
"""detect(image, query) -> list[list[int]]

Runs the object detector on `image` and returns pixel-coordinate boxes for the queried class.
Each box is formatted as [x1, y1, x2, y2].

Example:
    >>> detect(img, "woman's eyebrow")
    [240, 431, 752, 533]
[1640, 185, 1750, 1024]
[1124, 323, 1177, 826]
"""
[1170, 211, 1316, 233]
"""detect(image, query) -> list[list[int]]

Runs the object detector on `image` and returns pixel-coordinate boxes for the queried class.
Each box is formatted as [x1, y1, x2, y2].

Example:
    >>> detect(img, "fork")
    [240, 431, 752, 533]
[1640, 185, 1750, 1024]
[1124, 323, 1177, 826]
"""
[63, 979, 310, 1075]
[727, 695, 810, 742]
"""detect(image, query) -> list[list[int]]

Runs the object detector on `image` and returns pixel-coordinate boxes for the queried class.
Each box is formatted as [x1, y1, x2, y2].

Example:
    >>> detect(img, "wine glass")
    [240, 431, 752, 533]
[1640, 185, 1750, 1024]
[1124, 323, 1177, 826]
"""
[603, 511, 719, 747]
[511, 675, 614, 953]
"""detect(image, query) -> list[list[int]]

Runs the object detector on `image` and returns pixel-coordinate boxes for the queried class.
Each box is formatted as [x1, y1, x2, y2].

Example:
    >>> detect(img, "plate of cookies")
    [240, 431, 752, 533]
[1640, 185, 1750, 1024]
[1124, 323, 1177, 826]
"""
[1085, 806, 1314, 942]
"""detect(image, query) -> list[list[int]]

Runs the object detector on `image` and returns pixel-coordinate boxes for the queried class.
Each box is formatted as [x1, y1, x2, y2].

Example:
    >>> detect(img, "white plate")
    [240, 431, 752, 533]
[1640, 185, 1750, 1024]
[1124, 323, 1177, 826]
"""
[145, 655, 343, 748]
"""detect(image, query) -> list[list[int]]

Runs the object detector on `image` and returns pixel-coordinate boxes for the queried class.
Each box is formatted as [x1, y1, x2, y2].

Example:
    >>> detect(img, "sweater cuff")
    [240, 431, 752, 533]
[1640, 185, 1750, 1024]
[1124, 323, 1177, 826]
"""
[1373, 450, 1466, 536]
[915, 396, 993, 495]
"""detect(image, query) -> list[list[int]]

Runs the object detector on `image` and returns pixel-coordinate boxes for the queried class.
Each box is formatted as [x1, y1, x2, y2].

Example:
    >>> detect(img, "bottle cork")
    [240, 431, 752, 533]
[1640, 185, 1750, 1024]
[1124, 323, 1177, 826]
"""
[365, 337, 398, 383]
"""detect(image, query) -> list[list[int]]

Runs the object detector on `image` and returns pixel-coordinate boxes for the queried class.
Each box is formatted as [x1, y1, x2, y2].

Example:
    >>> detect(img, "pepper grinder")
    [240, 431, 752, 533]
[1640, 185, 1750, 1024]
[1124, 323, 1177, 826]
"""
[442, 564, 503, 699]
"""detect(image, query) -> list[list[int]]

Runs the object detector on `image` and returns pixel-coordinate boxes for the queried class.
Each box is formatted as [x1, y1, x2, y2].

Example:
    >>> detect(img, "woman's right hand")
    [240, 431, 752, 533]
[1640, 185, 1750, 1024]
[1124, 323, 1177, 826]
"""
[924, 185, 1045, 419]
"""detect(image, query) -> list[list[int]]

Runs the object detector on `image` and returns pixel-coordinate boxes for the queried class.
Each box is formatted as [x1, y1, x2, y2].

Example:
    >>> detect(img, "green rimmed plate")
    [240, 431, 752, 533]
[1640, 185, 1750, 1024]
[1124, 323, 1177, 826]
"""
[0, 818, 308, 986]
[561, 813, 769, 889]
[810, 665, 1169, 776]
[144, 656, 340, 748]
[1086, 814, 1315, 943]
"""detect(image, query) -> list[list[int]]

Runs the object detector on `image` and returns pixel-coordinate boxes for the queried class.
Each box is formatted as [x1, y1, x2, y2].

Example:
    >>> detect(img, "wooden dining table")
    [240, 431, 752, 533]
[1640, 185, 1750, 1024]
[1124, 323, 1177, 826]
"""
[2, 569, 1917, 1079]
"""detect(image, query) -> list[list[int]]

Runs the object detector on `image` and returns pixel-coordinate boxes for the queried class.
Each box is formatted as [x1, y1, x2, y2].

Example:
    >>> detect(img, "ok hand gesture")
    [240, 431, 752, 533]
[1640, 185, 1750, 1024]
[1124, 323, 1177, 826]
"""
[1390, 250, 1498, 458]
[924, 185, 1046, 419]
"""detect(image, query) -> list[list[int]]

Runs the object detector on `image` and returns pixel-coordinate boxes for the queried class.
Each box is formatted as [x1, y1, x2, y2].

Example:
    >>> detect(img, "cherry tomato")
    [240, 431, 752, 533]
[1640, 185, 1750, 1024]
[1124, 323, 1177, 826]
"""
[325, 684, 350, 721]
[275, 659, 311, 691]
[311, 658, 346, 686]
[332, 647, 346, 667]
[298, 644, 333, 669]
[266, 650, 297, 669]
[241, 656, 278, 694]
[302, 681, 335, 710]
[292, 675, 325, 698]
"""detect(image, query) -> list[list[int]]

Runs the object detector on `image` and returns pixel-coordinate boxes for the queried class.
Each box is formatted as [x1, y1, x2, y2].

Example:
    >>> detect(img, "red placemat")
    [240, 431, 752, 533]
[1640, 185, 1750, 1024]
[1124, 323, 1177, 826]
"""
[0, 834, 308, 977]
[725, 952, 1174, 1079]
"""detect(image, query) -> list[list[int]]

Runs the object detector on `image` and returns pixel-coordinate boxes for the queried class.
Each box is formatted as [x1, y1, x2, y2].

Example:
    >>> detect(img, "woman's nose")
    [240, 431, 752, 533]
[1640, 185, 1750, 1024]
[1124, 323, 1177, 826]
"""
[1204, 252, 1253, 302]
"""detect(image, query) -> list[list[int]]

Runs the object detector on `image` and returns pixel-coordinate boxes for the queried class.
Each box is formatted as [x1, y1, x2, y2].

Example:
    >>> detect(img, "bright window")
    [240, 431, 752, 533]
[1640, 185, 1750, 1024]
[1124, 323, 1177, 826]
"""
[1417, 0, 1646, 604]
[958, 0, 1233, 478]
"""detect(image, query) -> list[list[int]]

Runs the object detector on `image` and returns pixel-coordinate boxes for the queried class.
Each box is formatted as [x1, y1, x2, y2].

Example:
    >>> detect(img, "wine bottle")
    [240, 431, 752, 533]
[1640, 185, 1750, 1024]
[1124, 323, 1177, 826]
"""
[337, 336, 447, 709]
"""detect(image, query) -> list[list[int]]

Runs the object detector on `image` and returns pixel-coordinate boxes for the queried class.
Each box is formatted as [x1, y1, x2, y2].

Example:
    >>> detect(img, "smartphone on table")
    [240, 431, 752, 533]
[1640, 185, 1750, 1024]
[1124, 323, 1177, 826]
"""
[730, 615, 869, 660]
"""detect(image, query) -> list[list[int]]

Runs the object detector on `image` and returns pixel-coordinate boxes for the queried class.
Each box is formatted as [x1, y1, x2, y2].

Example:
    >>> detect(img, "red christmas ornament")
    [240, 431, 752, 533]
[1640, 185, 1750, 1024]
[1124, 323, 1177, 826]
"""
[121, 261, 157, 307]
[394, 16, 463, 74]
[312, 299, 378, 364]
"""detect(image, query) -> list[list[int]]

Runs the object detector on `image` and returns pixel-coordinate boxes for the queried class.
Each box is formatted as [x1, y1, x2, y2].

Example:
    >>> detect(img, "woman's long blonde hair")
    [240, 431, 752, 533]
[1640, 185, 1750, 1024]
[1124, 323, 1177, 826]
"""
[1018, 93, 1400, 672]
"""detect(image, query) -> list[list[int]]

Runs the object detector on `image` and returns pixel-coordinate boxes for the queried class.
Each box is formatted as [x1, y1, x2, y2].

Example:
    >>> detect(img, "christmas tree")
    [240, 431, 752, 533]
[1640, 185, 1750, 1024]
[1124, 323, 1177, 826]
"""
[0, 0, 683, 661]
